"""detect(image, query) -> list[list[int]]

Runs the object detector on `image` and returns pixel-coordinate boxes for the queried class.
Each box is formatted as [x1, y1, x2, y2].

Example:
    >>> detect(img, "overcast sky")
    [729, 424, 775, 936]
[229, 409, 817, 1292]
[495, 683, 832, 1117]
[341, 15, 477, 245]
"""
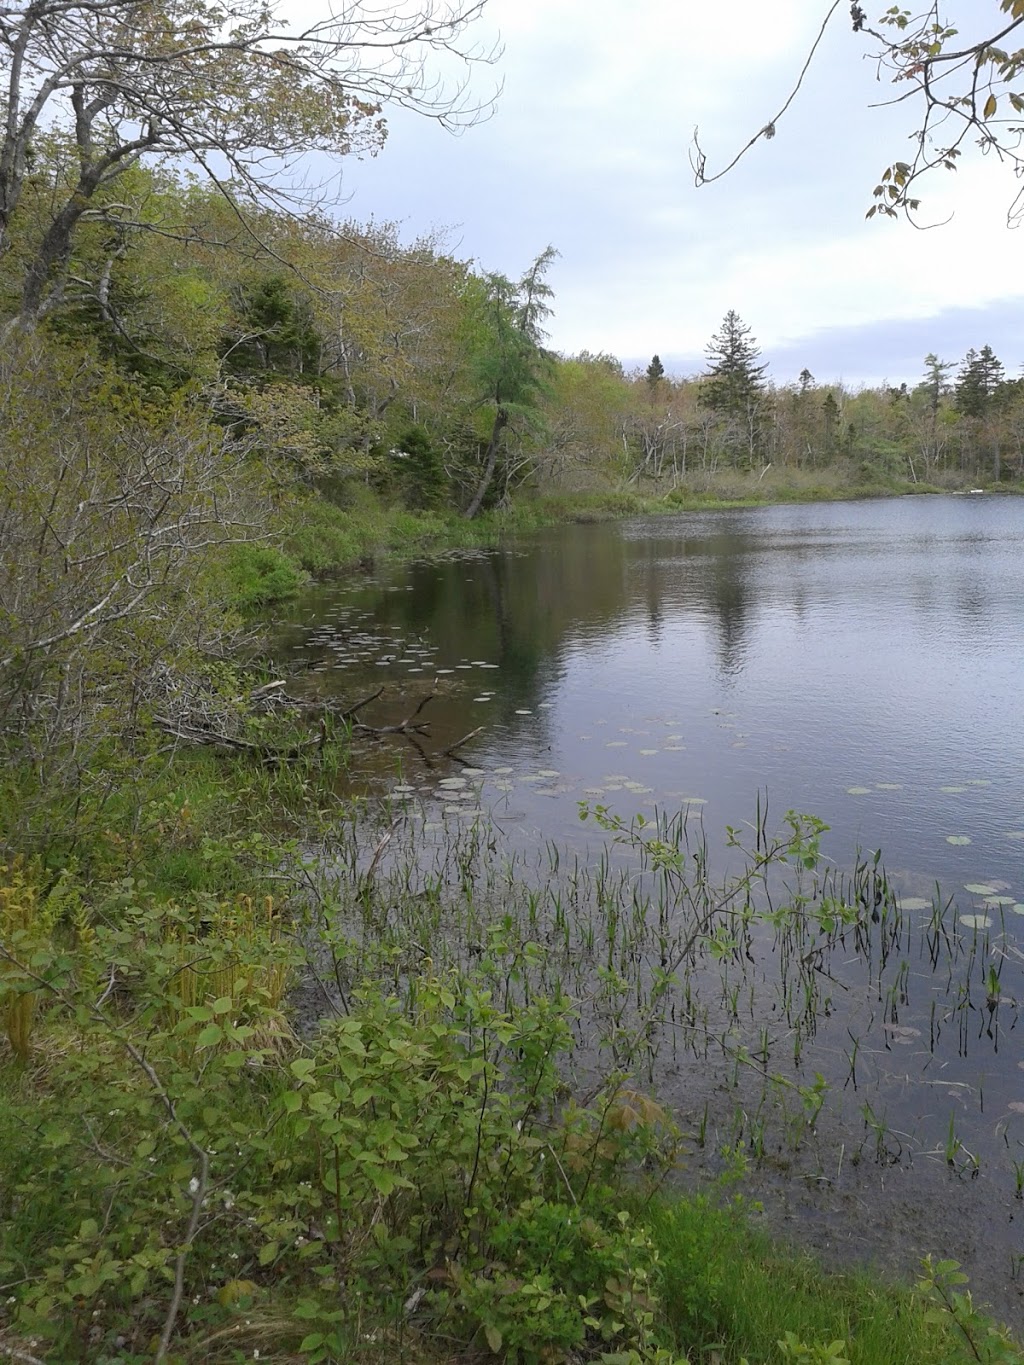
[331, 1, 1024, 389]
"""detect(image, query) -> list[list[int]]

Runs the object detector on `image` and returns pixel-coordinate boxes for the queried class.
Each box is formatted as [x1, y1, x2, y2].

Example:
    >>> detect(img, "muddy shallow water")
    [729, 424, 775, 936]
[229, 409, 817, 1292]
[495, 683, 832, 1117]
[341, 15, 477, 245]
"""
[274, 496, 1024, 1323]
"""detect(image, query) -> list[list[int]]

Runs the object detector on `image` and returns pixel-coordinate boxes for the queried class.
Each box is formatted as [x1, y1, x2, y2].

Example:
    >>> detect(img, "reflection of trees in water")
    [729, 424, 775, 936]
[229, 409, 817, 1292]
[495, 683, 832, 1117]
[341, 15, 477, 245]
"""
[633, 530, 754, 681]
[706, 534, 752, 679]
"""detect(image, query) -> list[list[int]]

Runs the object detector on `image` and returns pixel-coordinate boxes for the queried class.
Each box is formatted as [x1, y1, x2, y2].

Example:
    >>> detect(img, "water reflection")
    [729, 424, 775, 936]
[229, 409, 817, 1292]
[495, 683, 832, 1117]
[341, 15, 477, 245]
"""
[276, 495, 1024, 889]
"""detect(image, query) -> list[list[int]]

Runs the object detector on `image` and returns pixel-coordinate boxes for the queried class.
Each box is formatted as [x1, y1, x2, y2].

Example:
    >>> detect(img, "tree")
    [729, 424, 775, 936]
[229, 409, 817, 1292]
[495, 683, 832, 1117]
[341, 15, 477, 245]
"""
[646, 354, 665, 386]
[0, 0, 493, 323]
[955, 345, 1005, 417]
[701, 311, 767, 416]
[913, 353, 955, 477]
[0, 332, 255, 796]
[955, 344, 1007, 478]
[700, 309, 768, 465]
[461, 246, 557, 520]
[693, 2, 1024, 223]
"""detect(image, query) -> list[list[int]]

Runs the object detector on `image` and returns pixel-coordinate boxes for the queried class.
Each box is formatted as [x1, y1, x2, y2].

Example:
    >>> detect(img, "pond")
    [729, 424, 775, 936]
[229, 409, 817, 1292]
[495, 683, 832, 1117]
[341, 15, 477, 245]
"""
[274, 495, 1024, 1319]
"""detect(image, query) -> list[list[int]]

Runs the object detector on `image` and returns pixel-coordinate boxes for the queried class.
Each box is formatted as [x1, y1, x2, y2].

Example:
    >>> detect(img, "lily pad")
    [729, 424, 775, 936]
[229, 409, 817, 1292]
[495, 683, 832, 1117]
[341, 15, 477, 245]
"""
[964, 883, 998, 896]
[1013, 904, 1024, 915]
[846, 786, 872, 796]
[959, 914, 992, 930]
[1005, 831, 1024, 841]
[605, 741, 627, 748]
[940, 785, 968, 794]
[946, 835, 972, 845]
[896, 897, 931, 911]
[983, 896, 1015, 907]
[638, 749, 659, 756]
[515, 708, 533, 716]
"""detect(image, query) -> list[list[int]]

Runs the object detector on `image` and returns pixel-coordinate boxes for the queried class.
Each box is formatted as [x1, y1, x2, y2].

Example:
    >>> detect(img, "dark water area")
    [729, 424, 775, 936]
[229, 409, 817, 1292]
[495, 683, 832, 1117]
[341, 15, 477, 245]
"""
[273, 495, 1024, 1322]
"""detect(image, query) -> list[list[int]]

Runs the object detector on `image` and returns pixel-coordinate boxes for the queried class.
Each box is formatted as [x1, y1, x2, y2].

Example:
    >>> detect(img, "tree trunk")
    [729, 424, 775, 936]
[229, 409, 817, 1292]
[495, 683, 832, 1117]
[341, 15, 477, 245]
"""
[463, 407, 508, 519]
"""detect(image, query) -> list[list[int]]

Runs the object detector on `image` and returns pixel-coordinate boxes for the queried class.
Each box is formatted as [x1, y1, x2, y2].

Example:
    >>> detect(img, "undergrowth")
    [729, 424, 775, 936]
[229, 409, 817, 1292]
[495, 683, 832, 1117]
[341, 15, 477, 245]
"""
[1, 751, 1020, 1364]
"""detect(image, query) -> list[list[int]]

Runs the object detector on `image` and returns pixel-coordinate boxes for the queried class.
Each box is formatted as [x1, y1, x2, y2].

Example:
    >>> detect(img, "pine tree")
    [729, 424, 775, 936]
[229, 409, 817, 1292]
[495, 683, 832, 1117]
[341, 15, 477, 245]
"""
[700, 310, 767, 420]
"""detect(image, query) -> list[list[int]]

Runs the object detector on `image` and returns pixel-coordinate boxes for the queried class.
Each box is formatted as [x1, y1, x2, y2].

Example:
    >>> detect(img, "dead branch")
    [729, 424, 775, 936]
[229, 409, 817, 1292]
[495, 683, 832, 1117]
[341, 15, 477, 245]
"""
[443, 725, 484, 757]
[354, 692, 435, 738]
[153, 715, 326, 764]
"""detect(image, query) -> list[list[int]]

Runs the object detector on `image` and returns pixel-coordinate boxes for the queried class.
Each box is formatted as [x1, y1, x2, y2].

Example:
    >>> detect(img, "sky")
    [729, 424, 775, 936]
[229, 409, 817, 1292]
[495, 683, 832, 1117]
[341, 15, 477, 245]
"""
[326, 1, 1024, 389]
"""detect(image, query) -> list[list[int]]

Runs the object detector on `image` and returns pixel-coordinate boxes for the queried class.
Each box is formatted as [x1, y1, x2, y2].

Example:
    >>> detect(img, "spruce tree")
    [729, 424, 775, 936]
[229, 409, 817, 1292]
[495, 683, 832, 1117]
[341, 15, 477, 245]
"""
[700, 310, 768, 420]
[646, 354, 665, 386]
[955, 345, 1004, 418]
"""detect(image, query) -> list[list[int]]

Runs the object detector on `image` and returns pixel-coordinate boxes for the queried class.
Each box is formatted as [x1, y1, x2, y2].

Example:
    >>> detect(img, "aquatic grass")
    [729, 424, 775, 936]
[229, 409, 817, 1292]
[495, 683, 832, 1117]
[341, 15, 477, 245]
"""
[645, 1194, 980, 1364]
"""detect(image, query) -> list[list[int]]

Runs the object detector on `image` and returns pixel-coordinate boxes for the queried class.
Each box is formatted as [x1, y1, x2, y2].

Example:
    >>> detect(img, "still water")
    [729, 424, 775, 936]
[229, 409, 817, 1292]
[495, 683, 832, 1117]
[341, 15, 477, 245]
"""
[278, 494, 1024, 894]
[275, 495, 1024, 1316]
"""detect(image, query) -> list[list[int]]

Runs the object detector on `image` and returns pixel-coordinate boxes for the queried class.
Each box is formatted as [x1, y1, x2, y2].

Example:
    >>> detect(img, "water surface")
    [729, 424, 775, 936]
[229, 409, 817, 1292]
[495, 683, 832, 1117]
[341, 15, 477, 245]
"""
[275, 495, 1024, 1316]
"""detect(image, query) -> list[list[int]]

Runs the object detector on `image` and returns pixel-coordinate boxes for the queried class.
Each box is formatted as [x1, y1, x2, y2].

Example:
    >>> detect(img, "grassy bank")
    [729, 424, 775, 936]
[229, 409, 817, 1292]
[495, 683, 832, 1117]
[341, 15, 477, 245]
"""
[1, 739, 1021, 1364]
[227, 466, 1018, 610]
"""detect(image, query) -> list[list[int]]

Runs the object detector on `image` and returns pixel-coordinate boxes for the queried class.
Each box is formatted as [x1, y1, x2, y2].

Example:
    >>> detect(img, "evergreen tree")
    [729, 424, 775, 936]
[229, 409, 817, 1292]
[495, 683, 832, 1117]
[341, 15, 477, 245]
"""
[700, 310, 767, 420]
[798, 367, 815, 392]
[955, 345, 1007, 481]
[955, 345, 1004, 418]
[646, 354, 665, 386]
[920, 353, 953, 417]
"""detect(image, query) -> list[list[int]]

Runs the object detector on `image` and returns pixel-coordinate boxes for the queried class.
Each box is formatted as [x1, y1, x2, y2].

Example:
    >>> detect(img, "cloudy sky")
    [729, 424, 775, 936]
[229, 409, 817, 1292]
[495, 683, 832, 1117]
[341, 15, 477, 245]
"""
[332, 1, 1024, 388]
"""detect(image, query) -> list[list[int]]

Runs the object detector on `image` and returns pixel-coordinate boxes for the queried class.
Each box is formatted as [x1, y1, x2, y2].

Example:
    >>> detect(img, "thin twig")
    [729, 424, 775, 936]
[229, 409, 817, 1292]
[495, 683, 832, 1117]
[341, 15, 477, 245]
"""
[691, 1, 842, 187]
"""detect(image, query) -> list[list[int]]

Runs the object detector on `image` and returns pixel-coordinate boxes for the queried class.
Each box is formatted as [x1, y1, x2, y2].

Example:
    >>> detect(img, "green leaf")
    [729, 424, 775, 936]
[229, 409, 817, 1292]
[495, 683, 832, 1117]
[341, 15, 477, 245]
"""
[258, 1241, 280, 1266]
[299, 1332, 325, 1351]
[282, 1090, 303, 1113]
[984, 92, 998, 119]
[484, 1324, 503, 1353]
[196, 1023, 224, 1047]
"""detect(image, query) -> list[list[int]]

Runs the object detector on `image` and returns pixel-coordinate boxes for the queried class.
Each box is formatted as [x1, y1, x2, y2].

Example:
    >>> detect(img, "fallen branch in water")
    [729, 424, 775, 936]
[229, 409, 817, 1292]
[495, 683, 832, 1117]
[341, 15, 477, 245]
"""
[354, 692, 434, 738]
[444, 725, 484, 757]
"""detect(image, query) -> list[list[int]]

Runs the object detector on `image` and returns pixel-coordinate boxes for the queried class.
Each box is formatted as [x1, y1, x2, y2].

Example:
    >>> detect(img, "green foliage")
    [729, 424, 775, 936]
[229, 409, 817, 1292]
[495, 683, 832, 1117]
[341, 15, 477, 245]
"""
[916, 1256, 1024, 1364]
[220, 541, 307, 610]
